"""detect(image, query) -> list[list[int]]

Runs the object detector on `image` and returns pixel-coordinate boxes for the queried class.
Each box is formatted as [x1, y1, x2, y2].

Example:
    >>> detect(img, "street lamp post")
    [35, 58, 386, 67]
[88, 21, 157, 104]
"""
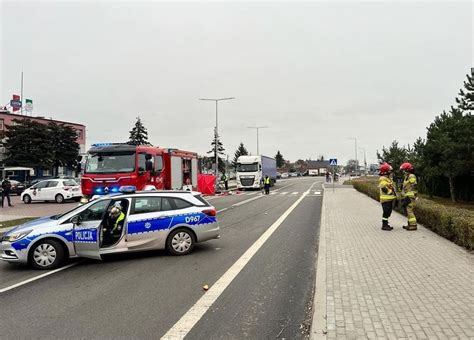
[247, 126, 268, 155]
[199, 97, 235, 178]
[359, 147, 367, 175]
[348, 137, 358, 174]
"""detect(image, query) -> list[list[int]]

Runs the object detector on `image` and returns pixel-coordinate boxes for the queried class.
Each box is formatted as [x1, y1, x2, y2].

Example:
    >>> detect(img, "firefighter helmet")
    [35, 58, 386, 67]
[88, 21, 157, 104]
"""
[379, 163, 393, 174]
[400, 162, 414, 171]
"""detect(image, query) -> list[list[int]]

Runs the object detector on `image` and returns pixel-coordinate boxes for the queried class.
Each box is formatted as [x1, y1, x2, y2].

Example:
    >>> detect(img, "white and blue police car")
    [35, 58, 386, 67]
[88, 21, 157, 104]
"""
[0, 187, 219, 269]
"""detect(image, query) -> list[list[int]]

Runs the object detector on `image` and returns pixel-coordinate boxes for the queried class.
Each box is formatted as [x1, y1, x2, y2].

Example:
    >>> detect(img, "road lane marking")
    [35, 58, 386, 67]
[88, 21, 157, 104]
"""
[0, 262, 79, 294]
[280, 192, 288, 195]
[291, 192, 298, 195]
[161, 182, 319, 340]
[314, 191, 321, 195]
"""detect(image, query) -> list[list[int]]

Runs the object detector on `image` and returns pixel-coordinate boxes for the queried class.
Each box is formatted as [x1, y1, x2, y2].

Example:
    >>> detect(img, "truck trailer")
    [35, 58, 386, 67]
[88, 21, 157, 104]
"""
[236, 155, 277, 190]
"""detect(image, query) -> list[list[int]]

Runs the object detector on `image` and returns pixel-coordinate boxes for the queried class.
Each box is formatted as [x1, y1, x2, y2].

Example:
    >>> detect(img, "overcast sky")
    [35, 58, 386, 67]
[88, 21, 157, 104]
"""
[1, 1, 472, 165]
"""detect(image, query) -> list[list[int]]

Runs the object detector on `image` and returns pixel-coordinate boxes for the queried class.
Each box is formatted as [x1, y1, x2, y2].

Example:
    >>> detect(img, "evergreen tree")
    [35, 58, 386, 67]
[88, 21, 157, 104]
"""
[47, 123, 81, 176]
[3, 119, 51, 167]
[423, 107, 473, 202]
[456, 72, 474, 114]
[232, 142, 249, 168]
[3, 120, 80, 174]
[128, 117, 151, 146]
[275, 150, 285, 168]
[207, 133, 226, 174]
[376, 140, 408, 177]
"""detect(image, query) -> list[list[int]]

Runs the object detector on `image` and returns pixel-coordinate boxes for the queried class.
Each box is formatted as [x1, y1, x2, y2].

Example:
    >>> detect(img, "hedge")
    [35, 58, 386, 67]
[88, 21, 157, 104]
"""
[351, 178, 474, 250]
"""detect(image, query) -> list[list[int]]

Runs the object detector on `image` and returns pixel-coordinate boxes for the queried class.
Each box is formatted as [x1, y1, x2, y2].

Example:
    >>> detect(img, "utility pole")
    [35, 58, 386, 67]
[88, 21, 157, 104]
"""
[247, 126, 268, 155]
[348, 137, 358, 174]
[199, 97, 235, 179]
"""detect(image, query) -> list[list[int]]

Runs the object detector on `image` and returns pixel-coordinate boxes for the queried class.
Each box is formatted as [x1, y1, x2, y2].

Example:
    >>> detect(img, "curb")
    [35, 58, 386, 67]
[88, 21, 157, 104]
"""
[311, 185, 327, 339]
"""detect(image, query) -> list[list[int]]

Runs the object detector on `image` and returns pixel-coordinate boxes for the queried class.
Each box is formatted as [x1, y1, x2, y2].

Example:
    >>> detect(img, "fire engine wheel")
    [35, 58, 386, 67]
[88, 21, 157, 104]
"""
[23, 194, 32, 204]
[55, 194, 65, 204]
[167, 228, 195, 256]
[29, 239, 66, 270]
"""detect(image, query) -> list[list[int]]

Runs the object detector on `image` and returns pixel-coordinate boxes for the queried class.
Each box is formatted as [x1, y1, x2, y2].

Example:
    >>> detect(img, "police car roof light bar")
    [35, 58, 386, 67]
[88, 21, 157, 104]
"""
[119, 186, 137, 193]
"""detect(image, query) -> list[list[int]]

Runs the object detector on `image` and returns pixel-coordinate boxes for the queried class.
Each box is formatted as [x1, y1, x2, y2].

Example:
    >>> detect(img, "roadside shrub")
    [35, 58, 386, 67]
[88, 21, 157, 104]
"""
[351, 179, 474, 250]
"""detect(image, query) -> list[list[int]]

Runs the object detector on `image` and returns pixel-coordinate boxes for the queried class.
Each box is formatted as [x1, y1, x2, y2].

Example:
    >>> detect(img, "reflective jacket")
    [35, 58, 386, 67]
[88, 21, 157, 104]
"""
[402, 173, 417, 198]
[264, 177, 271, 185]
[378, 175, 396, 203]
[111, 212, 125, 233]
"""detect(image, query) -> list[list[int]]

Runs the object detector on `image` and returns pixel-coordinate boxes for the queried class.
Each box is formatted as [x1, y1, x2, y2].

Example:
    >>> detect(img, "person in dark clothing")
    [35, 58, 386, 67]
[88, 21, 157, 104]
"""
[1, 176, 14, 208]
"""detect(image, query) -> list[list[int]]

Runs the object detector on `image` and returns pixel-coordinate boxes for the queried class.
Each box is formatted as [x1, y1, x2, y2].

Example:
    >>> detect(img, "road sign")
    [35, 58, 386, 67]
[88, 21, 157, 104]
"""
[10, 100, 22, 108]
[329, 158, 337, 166]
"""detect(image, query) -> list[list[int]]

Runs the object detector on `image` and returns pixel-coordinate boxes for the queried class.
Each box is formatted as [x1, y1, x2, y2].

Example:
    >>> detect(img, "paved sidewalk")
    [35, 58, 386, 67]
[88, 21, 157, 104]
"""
[311, 187, 474, 339]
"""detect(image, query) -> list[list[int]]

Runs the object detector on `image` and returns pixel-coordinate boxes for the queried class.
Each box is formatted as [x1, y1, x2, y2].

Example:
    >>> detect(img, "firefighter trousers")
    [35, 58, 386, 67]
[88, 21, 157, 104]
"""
[405, 199, 417, 226]
[381, 201, 393, 225]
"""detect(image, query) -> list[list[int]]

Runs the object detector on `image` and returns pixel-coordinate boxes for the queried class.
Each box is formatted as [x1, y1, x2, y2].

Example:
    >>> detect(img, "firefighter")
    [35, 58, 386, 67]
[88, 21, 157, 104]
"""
[378, 163, 396, 231]
[400, 162, 417, 230]
[263, 175, 271, 195]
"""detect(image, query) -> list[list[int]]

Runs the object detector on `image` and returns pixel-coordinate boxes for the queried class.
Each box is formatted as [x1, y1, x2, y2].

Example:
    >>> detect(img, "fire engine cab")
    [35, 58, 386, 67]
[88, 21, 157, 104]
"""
[81, 143, 199, 197]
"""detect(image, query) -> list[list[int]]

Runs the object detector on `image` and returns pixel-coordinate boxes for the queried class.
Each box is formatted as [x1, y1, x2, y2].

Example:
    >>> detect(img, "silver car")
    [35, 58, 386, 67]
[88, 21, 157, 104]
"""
[0, 190, 219, 269]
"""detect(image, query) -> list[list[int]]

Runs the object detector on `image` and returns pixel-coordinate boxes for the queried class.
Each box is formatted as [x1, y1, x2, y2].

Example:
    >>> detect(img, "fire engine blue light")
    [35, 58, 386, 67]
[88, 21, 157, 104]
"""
[94, 188, 103, 194]
[111, 187, 119, 193]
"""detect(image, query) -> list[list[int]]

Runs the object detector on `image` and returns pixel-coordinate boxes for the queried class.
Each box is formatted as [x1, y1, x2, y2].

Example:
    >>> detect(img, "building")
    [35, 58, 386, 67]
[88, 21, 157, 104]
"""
[0, 109, 86, 179]
[306, 160, 330, 175]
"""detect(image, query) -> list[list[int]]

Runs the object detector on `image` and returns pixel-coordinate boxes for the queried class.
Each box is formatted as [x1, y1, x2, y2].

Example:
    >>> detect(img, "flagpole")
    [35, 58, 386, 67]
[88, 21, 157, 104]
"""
[20, 71, 24, 115]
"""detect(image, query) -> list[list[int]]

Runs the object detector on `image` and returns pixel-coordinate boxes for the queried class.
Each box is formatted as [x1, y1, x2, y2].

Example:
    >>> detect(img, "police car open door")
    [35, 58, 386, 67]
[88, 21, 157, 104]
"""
[72, 199, 111, 260]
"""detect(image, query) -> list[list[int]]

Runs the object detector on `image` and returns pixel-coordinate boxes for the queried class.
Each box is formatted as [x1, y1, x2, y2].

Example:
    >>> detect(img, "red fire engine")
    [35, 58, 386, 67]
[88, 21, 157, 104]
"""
[81, 143, 199, 196]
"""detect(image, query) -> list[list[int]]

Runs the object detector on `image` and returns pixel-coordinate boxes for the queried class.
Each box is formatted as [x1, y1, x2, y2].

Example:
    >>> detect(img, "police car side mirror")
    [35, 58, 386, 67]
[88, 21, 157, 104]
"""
[71, 215, 82, 225]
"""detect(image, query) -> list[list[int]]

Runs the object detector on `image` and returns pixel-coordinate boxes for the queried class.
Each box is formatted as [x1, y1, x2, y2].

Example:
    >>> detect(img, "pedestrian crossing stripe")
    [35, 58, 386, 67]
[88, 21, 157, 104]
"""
[280, 192, 288, 195]
[291, 192, 298, 195]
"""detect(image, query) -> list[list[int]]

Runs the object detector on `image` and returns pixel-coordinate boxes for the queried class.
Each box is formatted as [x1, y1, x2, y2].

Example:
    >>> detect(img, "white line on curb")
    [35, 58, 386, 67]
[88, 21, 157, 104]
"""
[311, 186, 327, 339]
[0, 262, 79, 294]
[161, 182, 319, 340]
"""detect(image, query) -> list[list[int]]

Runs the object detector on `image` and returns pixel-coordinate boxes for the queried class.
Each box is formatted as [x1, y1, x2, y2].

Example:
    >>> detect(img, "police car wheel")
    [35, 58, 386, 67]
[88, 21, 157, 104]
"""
[55, 194, 64, 204]
[23, 194, 32, 204]
[167, 229, 195, 256]
[29, 239, 65, 270]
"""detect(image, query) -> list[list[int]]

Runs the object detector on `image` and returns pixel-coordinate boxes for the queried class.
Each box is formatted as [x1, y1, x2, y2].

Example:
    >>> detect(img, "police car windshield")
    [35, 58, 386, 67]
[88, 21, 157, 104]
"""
[85, 152, 135, 174]
[236, 162, 258, 172]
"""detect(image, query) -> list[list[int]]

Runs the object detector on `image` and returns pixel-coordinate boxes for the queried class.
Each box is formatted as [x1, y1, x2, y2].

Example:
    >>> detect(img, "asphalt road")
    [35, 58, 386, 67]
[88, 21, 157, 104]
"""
[0, 177, 323, 339]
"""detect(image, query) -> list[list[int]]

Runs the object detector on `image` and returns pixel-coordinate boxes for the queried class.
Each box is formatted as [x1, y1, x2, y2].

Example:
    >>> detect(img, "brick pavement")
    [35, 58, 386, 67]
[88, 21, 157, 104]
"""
[311, 186, 474, 340]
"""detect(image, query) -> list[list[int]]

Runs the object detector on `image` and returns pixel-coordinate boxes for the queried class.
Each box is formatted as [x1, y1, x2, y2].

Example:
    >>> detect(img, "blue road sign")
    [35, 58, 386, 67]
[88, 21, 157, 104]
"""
[10, 100, 22, 108]
[329, 158, 337, 166]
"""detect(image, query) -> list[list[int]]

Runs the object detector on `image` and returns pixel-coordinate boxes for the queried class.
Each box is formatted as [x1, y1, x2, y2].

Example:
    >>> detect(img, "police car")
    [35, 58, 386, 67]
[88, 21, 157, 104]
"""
[0, 187, 219, 269]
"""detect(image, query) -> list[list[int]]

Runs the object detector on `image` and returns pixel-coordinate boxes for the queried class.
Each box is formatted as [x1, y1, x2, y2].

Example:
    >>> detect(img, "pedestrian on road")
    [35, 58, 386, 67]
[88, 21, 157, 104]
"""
[400, 162, 418, 231]
[222, 173, 229, 191]
[378, 163, 396, 231]
[263, 175, 271, 195]
[326, 172, 331, 183]
[1, 175, 14, 208]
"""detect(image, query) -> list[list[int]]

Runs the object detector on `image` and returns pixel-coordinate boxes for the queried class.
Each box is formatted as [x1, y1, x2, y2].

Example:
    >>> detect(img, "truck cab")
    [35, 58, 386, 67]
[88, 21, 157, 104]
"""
[236, 155, 277, 190]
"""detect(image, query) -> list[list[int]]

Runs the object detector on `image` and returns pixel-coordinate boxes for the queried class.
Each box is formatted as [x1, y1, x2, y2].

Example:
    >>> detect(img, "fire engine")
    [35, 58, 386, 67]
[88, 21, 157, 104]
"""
[81, 143, 199, 197]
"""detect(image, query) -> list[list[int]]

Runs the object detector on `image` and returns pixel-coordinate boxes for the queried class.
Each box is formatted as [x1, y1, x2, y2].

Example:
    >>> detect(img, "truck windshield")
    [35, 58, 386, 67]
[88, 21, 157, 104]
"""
[85, 152, 135, 174]
[236, 162, 258, 172]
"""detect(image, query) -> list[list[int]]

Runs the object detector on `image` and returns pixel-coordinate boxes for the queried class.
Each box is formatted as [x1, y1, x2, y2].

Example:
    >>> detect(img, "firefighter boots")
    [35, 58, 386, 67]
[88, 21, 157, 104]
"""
[381, 221, 393, 231]
[403, 225, 417, 231]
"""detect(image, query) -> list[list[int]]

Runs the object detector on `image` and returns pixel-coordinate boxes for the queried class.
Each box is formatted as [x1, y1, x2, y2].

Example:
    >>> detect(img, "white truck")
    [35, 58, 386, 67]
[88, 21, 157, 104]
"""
[236, 155, 278, 190]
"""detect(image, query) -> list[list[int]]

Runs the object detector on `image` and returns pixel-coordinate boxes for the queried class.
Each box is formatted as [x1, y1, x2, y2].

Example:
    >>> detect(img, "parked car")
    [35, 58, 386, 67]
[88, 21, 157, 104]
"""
[281, 172, 289, 179]
[289, 172, 298, 177]
[21, 179, 83, 204]
[1, 189, 219, 269]
[10, 180, 26, 195]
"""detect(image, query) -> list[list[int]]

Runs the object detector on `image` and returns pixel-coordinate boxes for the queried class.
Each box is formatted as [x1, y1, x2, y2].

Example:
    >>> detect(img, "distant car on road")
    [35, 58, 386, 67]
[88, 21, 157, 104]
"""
[10, 180, 26, 195]
[289, 172, 298, 177]
[21, 179, 83, 204]
[1, 189, 219, 269]
[281, 172, 289, 179]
